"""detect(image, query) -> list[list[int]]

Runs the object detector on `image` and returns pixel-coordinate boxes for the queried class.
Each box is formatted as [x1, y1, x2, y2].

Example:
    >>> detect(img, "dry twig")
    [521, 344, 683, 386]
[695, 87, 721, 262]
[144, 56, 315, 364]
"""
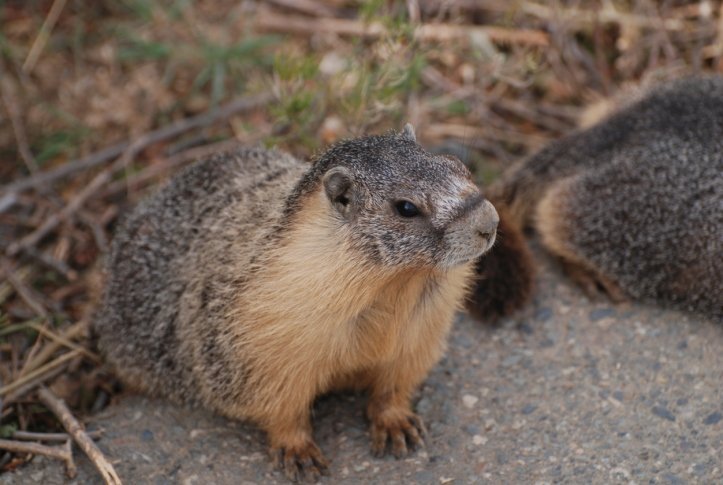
[256, 9, 550, 46]
[37, 386, 122, 485]
[5, 271, 49, 319]
[0, 438, 76, 478]
[2, 140, 129, 195]
[2, 92, 272, 196]
[0, 78, 38, 173]
[424, 122, 550, 149]
[22, 247, 78, 281]
[521, 1, 687, 31]
[266, 0, 337, 17]
[12, 430, 102, 442]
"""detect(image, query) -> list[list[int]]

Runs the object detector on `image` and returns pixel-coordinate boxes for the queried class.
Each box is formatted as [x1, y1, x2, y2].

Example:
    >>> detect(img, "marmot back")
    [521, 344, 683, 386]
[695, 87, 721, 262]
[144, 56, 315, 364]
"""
[95, 148, 305, 404]
[94, 127, 501, 481]
[469, 76, 723, 320]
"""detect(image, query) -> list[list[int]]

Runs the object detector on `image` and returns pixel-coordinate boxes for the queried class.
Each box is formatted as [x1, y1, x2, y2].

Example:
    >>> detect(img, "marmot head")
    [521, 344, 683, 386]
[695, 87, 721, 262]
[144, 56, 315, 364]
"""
[294, 125, 499, 268]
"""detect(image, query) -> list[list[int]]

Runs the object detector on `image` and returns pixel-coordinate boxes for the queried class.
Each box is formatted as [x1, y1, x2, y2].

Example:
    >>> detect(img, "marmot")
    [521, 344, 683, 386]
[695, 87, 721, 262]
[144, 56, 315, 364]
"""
[468, 76, 722, 320]
[93, 125, 500, 481]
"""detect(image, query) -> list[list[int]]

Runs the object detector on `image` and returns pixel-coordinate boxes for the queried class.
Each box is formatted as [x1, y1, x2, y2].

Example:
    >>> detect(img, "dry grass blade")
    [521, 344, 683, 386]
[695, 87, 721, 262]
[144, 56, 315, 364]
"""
[20, 320, 89, 378]
[27, 321, 99, 364]
[37, 386, 122, 485]
[22, 0, 68, 74]
[0, 349, 81, 398]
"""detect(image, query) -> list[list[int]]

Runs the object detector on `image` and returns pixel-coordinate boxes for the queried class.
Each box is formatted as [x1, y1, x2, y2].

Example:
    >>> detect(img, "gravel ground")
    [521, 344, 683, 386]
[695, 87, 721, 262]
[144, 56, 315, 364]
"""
[2, 253, 721, 484]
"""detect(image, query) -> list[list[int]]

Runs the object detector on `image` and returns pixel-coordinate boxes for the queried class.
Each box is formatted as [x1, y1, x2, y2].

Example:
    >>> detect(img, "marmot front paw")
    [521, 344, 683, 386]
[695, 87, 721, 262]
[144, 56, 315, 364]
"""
[369, 408, 426, 459]
[270, 440, 330, 483]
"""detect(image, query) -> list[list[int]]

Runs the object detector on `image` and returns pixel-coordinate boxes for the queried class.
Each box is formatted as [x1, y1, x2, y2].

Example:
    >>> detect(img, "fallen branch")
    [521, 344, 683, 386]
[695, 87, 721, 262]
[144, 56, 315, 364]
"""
[256, 9, 549, 46]
[2, 91, 273, 196]
[0, 438, 76, 478]
[37, 386, 122, 485]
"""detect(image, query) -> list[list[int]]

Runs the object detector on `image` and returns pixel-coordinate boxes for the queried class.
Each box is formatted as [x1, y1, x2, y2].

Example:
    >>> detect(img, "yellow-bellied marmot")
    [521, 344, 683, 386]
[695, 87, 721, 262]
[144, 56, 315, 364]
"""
[93, 125, 500, 481]
[468, 76, 722, 320]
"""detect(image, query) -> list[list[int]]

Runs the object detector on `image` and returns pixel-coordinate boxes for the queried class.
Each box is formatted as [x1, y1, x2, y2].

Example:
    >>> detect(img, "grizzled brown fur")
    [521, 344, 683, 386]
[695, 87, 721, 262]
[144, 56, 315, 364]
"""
[479, 76, 723, 320]
[93, 127, 500, 481]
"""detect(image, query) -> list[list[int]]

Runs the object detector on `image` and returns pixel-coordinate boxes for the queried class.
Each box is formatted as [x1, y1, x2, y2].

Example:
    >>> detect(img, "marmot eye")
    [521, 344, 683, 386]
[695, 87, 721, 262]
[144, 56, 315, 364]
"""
[395, 200, 420, 218]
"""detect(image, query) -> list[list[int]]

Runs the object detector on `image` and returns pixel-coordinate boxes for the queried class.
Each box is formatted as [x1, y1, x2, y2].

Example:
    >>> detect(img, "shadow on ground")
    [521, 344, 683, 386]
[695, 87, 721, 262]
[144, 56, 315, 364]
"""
[2, 253, 721, 484]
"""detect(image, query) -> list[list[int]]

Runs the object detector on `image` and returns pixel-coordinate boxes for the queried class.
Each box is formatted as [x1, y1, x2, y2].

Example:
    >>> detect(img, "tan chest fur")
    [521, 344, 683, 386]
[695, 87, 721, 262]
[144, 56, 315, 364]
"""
[225, 193, 473, 421]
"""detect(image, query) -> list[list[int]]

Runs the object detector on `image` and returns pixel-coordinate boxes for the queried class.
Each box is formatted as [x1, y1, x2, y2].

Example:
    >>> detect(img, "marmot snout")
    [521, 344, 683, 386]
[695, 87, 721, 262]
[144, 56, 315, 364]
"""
[94, 124, 499, 481]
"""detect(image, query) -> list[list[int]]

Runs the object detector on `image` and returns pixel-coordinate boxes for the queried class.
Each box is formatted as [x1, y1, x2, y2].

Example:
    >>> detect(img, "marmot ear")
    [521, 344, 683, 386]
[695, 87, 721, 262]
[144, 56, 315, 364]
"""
[400, 123, 416, 142]
[323, 166, 356, 219]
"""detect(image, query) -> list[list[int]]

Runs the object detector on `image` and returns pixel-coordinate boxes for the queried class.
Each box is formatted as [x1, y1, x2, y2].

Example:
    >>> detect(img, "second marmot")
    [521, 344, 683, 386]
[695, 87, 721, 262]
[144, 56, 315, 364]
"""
[93, 125, 499, 481]
[469, 76, 722, 320]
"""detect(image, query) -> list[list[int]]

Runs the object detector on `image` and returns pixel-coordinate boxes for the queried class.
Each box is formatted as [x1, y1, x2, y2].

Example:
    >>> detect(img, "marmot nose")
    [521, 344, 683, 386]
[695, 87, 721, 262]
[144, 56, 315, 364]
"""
[475, 203, 499, 242]
[477, 219, 498, 242]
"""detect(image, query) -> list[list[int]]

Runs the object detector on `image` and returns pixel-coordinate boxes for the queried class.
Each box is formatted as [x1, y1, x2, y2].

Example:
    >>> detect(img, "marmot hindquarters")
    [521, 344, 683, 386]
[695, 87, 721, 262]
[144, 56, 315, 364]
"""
[94, 125, 500, 481]
[474, 76, 723, 320]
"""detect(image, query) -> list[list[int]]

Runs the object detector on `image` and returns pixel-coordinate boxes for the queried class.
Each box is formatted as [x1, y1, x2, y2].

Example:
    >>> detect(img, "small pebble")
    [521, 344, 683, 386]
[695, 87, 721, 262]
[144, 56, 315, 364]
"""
[518, 322, 534, 334]
[462, 394, 478, 409]
[589, 307, 615, 321]
[521, 404, 536, 415]
[703, 411, 721, 425]
[651, 405, 676, 422]
[535, 307, 553, 322]
[472, 434, 487, 445]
